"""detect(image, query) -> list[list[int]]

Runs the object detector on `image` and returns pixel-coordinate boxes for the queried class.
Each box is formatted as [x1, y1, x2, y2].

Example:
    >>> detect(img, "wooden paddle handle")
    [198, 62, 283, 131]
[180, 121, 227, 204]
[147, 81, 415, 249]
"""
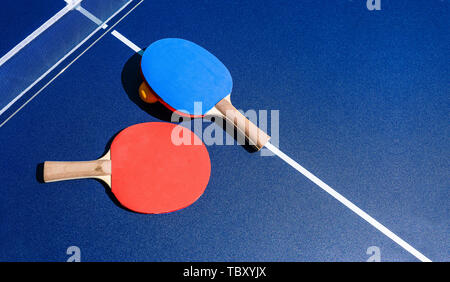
[43, 160, 111, 183]
[214, 98, 271, 150]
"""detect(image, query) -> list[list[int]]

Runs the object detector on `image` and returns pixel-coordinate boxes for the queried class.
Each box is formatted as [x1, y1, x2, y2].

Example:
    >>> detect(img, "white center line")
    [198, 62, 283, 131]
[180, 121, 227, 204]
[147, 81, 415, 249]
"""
[111, 30, 143, 54]
[109, 26, 431, 262]
[265, 142, 432, 262]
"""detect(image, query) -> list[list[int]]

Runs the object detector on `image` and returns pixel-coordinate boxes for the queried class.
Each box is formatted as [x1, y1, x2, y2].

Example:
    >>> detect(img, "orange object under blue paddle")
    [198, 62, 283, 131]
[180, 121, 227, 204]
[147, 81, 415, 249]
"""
[43, 122, 211, 214]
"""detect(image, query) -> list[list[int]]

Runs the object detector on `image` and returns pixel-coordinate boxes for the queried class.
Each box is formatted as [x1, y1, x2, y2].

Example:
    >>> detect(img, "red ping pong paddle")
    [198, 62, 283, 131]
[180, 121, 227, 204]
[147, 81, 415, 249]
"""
[43, 122, 211, 214]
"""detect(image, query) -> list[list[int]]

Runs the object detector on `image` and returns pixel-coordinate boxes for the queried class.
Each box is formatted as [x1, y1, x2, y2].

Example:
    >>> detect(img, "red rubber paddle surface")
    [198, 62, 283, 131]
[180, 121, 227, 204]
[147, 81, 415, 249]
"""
[110, 122, 211, 214]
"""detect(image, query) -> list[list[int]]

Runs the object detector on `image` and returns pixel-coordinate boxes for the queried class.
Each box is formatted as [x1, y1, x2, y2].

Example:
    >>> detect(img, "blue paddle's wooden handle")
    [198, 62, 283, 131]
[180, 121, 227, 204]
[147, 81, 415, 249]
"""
[210, 96, 271, 150]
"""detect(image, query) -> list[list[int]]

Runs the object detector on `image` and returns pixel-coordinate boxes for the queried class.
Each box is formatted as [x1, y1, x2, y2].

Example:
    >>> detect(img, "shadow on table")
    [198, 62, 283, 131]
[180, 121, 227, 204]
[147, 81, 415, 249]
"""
[120, 53, 259, 153]
[120, 52, 174, 122]
[35, 133, 142, 214]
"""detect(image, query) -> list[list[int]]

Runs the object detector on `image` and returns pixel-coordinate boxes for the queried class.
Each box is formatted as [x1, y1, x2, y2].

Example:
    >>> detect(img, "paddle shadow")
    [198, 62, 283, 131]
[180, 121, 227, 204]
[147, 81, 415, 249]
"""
[120, 53, 260, 153]
[36, 163, 45, 183]
[121, 52, 175, 122]
[207, 116, 259, 153]
[36, 131, 142, 214]
[97, 131, 142, 214]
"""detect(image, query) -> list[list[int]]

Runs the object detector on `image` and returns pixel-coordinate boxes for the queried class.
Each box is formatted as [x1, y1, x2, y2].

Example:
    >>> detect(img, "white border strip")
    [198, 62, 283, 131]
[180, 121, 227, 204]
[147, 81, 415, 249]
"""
[265, 142, 432, 262]
[0, 0, 144, 128]
[76, 5, 103, 26]
[0, 0, 134, 117]
[111, 30, 142, 53]
[0, 0, 82, 67]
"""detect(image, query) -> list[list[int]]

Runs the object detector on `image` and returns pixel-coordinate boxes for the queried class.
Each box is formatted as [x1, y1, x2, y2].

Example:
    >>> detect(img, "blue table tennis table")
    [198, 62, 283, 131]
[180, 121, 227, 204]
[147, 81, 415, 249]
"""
[0, 0, 448, 261]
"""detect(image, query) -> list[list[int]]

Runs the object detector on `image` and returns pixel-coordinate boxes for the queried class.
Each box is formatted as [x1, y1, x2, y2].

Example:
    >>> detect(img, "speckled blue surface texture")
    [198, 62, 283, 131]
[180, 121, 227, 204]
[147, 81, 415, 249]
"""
[0, 0, 448, 261]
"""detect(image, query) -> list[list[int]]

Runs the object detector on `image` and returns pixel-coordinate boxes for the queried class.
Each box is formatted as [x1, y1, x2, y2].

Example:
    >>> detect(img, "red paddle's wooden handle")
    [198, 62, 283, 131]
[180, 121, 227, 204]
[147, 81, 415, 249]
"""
[210, 96, 271, 150]
[43, 159, 111, 185]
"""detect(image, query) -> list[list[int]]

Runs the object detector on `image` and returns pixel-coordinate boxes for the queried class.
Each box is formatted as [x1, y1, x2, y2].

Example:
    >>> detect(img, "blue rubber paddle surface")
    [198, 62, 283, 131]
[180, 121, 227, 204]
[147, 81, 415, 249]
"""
[141, 38, 233, 115]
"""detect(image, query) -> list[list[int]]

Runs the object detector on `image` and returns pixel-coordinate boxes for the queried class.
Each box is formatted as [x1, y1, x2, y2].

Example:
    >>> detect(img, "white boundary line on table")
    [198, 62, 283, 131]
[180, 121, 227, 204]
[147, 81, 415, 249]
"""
[75, 5, 108, 29]
[265, 142, 432, 262]
[76, 5, 103, 26]
[0, 0, 83, 67]
[0, 0, 144, 128]
[108, 30, 433, 261]
[0, 0, 133, 117]
[111, 30, 142, 53]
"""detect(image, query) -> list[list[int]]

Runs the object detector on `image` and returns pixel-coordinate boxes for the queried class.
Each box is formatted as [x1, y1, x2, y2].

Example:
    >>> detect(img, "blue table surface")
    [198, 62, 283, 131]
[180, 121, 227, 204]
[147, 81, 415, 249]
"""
[0, 0, 448, 261]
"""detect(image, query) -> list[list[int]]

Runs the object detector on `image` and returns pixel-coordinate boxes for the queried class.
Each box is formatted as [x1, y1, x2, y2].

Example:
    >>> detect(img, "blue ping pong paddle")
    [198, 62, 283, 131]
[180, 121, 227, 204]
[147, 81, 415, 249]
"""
[140, 38, 270, 150]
